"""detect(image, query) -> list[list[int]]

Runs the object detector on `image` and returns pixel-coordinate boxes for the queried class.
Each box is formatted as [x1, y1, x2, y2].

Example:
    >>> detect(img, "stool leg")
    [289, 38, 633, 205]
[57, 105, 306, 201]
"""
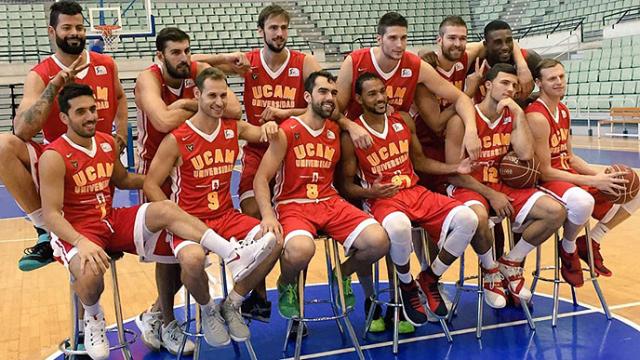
[552, 232, 561, 327]
[194, 303, 202, 359]
[447, 252, 464, 323]
[362, 263, 378, 339]
[506, 219, 535, 330]
[294, 270, 305, 360]
[331, 239, 364, 360]
[177, 292, 191, 360]
[110, 258, 132, 360]
[584, 224, 612, 320]
[476, 260, 484, 339]
[325, 240, 345, 334]
[392, 269, 399, 354]
[530, 246, 541, 294]
[69, 277, 81, 354]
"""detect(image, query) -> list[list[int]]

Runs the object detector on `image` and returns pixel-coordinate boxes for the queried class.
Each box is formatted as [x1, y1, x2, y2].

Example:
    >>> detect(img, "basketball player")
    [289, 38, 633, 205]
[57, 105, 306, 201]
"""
[254, 71, 389, 319]
[446, 64, 567, 304]
[39, 84, 276, 359]
[134, 27, 250, 352]
[144, 67, 281, 349]
[194, 5, 322, 321]
[0, 1, 127, 272]
[341, 72, 515, 324]
[527, 59, 639, 280]
[336, 12, 481, 161]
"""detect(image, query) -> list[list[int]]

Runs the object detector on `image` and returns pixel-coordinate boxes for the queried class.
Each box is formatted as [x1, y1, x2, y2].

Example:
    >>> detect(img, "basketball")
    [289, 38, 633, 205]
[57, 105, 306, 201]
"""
[499, 151, 540, 188]
[600, 164, 639, 204]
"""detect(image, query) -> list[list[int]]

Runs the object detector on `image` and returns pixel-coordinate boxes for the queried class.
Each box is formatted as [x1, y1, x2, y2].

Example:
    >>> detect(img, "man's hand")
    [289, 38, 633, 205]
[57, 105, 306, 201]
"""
[258, 106, 288, 123]
[76, 237, 111, 276]
[369, 175, 400, 198]
[259, 214, 283, 244]
[462, 129, 481, 161]
[456, 157, 475, 175]
[347, 121, 373, 149]
[591, 170, 628, 194]
[497, 97, 524, 116]
[260, 121, 279, 142]
[51, 54, 91, 87]
[467, 58, 488, 89]
[385, 104, 396, 116]
[224, 52, 251, 74]
[113, 133, 127, 155]
[487, 191, 515, 218]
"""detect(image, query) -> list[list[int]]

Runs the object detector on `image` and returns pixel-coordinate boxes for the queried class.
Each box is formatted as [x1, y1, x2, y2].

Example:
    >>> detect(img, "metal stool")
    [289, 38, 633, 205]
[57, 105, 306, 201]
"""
[446, 251, 485, 338]
[59, 251, 137, 359]
[530, 221, 612, 327]
[282, 235, 364, 360]
[177, 255, 258, 360]
[505, 218, 537, 330]
[364, 227, 452, 353]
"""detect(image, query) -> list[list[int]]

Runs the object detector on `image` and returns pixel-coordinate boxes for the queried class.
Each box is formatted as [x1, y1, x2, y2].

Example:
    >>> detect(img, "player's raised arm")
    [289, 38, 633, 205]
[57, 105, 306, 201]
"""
[191, 52, 251, 75]
[143, 134, 181, 202]
[112, 61, 129, 149]
[499, 97, 533, 160]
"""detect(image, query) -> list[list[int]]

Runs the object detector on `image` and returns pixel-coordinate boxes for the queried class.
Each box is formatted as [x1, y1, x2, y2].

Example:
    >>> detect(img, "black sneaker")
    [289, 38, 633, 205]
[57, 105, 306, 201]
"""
[241, 291, 272, 323]
[384, 307, 415, 334]
[288, 320, 308, 338]
[364, 297, 385, 332]
[18, 227, 54, 271]
[398, 280, 428, 326]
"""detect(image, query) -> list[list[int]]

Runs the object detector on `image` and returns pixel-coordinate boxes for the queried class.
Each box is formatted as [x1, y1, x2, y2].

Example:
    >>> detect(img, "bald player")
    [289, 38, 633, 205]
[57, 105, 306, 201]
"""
[0, 0, 127, 272]
[527, 58, 640, 282]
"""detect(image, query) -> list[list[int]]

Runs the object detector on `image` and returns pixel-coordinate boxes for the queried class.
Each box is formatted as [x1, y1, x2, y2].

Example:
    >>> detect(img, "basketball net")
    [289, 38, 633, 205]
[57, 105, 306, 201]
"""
[95, 25, 121, 51]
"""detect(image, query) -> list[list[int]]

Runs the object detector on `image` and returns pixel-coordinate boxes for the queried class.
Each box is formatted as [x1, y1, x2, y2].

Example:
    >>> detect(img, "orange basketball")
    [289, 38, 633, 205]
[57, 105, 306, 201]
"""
[600, 164, 639, 204]
[499, 151, 540, 189]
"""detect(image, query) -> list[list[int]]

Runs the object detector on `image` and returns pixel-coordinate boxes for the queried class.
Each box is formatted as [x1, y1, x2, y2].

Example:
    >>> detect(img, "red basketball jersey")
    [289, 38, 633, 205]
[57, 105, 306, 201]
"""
[273, 117, 341, 204]
[136, 62, 199, 165]
[345, 48, 421, 119]
[31, 52, 118, 143]
[525, 99, 572, 171]
[44, 131, 116, 228]
[435, 51, 469, 110]
[471, 106, 514, 184]
[474, 49, 529, 104]
[170, 119, 238, 220]
[352, 113, 419, 190]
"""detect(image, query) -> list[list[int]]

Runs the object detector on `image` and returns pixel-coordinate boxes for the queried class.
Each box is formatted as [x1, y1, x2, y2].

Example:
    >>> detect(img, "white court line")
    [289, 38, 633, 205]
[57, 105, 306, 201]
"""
[0, 237, 36, 244]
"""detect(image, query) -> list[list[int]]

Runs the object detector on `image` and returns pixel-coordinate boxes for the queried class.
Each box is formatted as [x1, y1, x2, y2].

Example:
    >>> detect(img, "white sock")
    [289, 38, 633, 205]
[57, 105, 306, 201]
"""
[226, 289, 245, 308]
[26, 208, 47, 230]
[478, 249, 497, 269]
[82, 301, 102, 318]
[200, 296, 215, 312]
[396, 270, 412, 284]
[200, 229, 235, 259]
[504, 237, 535, 262]
[430, 256, 449, 276]
[562, 238, 577, 253]
[590, 222, 609, 244]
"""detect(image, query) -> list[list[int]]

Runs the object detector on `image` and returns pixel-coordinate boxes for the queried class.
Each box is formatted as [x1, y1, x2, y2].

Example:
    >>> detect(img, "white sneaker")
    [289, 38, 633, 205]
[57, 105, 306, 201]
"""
[482, 266, 508, 309]
[84, 312, 110, 360]
[225, 232, 276, 283]
[135, 309, 162, 351]
[221, 300, 250, 341]
[498, 257, 532, 302]
[201, 304, 230, 347]
[161, 320, 195, 355]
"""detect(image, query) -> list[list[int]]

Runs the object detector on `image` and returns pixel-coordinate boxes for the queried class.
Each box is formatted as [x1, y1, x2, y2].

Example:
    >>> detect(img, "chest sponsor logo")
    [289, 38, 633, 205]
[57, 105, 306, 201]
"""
[454, 62, 464, 71]
[327, 130, 335, 140]
[100, 142, 112, 153]
[288, 68, 300, 77]
[224, 129, 234, 139]
[502, 115, 512, 125]
[401, 68, 412, 78]
[94, 65, 107, 75]
[561, 109, 567, 118]
[392, 122, 403, 132]
[185, 79, 195, 88]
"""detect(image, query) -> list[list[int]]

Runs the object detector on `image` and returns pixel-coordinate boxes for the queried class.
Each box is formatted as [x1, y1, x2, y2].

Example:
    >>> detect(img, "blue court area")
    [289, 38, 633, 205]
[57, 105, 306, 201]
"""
[45, 283, 640, 360]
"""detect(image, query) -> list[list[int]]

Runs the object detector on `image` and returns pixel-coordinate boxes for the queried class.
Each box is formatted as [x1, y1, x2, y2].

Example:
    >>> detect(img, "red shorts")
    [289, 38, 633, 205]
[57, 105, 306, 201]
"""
[276, 196, 378, 253]
[170, 209, 260, 255]
[238, 147, 265, 203]
[540, 181, 614, 220]
[51, 203, 178, 265]
[26, 140, 44, 191]
[448, 183, 546, 233]
[368, 186, 464, 247]
[416, 171, 449, 195]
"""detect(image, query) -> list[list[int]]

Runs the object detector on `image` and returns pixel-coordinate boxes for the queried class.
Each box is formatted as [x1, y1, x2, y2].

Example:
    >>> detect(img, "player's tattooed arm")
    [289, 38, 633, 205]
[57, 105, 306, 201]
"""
[39, 150, 111, 275]
[338, 132, 399, 200]
[143, 134, 181, 201]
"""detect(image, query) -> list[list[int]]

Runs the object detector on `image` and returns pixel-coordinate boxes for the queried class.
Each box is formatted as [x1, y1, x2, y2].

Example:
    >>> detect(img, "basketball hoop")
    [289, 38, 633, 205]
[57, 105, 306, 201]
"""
[94, 24, 122, 51]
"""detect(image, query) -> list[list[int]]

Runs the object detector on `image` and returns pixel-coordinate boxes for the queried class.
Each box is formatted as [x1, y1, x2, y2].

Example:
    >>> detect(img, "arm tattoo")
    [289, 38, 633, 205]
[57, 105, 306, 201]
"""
[22, 81, 60, 126]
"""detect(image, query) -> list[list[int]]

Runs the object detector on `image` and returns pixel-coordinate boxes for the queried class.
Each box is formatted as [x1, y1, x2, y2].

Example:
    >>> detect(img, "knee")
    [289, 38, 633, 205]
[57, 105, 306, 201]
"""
[545, 201, 567, 228]
[564, 188, 595, 225]
[178, 246, 206, 275]
[452, 206, 479, 234]
[361, 224, 390, 258]
[283, 237, 315, 268]
[382, 212, 412, 245]
[152, 200, 182, 223]
[0, 133, 22, 160]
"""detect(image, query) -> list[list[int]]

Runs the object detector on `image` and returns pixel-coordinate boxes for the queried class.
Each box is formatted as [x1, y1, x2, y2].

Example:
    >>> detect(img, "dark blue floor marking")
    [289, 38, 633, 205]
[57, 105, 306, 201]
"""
[46, 283, 640, 360]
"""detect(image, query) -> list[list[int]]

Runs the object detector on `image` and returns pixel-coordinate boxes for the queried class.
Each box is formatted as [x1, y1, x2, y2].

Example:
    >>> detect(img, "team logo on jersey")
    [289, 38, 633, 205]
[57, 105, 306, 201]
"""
[186, 144, 194, 152]
[224, 129, 234, 139]
[454, 62, 464, 71]
[100, 142, 112, 152]
[70, 160, 78, 169]
[185, 79, 195, 88]
[561, 109, 567, 118]
[327, 130, 335, 140]
[392, 123, 404, 132]
[252, 72, 259, 80]
[288, 68, 300, 77]
[401, 68, 412, 78]
[503, 116, 512, 125]
[294, 132, 300, 140]
[94, 65, 107, 75]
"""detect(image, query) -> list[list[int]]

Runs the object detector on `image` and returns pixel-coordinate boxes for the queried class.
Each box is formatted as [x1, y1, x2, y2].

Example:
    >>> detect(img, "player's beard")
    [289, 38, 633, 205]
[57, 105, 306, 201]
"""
[70, 120, 96, 138]
[55, 34, 86, 55]
[311, 100, 335, 118]
[165, 60, 191, 79]
[264, 34, 286, 53]
[442, 45, 464, 62]
[363, 101, 387, 115]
